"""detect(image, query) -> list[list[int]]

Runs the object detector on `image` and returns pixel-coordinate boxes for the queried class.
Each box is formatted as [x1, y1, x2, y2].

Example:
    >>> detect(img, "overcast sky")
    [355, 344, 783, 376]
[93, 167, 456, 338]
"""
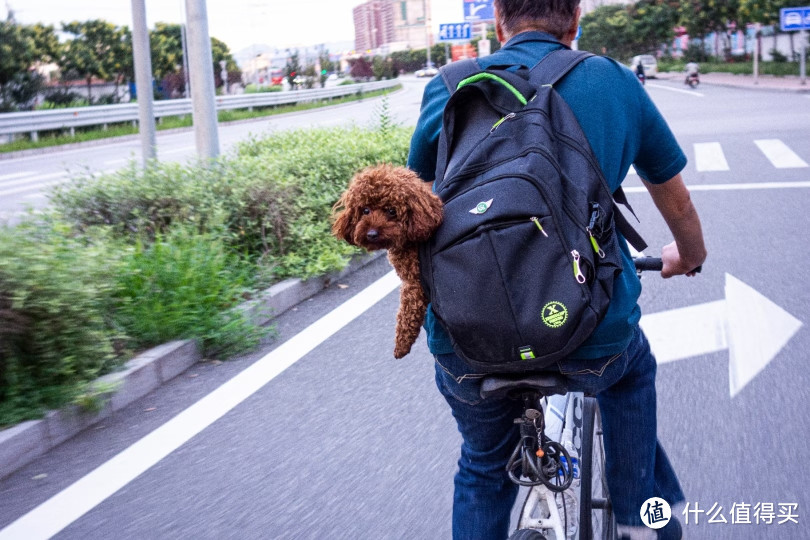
[3, 0, 466, 56]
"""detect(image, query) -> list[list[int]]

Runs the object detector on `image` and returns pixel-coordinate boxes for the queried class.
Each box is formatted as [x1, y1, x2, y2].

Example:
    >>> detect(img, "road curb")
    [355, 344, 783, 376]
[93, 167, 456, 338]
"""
[0, 250, 385, 480]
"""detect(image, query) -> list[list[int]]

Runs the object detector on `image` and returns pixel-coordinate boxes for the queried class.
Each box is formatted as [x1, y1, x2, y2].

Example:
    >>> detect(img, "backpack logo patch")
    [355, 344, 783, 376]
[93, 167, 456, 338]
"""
[542, 301, 568, 328]
[469, 199, 493, 215]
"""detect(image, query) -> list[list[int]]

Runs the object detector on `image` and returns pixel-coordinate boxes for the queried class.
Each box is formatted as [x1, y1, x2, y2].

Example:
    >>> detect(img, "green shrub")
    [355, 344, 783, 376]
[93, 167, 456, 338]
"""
[113, 226, 267, 357]
[0, 221, 124, 426]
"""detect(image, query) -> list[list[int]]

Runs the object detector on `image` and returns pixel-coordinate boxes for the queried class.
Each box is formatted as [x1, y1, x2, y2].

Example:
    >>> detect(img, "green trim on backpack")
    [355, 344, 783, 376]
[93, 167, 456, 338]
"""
[457, 73, 529, 105]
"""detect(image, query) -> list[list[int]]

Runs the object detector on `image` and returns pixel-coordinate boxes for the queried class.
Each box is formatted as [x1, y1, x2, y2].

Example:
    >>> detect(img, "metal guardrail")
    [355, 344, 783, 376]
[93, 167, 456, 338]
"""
[0, 79, 400, 140]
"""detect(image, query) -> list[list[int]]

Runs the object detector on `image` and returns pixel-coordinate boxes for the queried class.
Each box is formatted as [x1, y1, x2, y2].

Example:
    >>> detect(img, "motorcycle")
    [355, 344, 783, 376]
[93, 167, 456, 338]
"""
[636, 71, 646, 85]
[685, 72, 700, 88]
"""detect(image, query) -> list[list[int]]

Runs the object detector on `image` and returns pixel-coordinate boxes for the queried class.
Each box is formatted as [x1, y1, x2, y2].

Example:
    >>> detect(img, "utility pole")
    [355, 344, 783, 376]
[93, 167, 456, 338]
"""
[425, 0, 432, 67]
[185, 0, 220, 160]
[130, 0, 157, 165]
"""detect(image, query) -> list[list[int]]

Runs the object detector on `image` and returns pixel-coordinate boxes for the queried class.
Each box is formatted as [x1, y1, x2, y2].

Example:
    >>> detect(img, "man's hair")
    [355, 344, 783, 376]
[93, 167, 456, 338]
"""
[494, 0, 580, 40]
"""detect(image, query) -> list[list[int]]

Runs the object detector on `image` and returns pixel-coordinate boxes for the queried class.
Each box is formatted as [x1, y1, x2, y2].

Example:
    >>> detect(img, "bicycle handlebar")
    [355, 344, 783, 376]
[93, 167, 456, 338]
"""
[633, 257, 702, 274]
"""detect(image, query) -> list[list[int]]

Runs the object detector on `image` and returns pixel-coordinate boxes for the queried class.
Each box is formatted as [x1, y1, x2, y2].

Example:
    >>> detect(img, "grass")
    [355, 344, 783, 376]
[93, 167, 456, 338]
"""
[657, 59, 805, 77]
[0, 85, 401, 154]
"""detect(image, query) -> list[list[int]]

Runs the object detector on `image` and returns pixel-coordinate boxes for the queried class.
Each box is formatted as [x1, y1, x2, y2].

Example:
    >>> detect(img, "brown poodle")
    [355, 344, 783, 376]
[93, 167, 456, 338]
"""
[332, 164, 443, 358]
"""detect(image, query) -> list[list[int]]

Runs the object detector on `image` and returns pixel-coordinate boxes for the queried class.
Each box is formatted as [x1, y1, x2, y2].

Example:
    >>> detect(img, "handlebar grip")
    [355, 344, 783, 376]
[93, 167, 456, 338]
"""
[633, 257, 703, 274]
[633, 257, 663, 272]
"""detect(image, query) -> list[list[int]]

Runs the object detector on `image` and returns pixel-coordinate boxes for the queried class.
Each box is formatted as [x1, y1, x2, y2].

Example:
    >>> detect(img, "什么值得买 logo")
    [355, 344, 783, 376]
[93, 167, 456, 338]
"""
[542, 301, 568, 328]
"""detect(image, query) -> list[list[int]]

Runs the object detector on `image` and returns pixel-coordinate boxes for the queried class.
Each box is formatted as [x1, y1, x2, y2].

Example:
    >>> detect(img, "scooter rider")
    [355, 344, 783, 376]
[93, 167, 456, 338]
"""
[685, 61, 700, 84]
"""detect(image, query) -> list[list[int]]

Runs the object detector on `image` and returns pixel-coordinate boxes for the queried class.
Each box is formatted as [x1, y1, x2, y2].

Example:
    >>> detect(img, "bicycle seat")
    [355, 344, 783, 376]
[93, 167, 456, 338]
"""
[480, 373, 568, 400]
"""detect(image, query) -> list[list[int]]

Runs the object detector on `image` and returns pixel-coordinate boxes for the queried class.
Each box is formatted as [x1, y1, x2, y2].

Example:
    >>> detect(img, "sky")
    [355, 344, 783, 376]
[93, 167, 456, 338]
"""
[2, 0, 466, 58]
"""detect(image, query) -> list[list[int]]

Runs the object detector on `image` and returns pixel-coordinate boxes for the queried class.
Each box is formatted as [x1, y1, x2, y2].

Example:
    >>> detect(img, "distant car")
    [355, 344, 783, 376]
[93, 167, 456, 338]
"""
[630, 55, 658, 78]
[415, 65, 439, 78]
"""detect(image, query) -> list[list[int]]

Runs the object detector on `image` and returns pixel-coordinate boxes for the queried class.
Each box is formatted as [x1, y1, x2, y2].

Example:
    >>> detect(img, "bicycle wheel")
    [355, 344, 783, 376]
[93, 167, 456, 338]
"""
[579, 397, 616, 540]
[508, 528, 546, 540]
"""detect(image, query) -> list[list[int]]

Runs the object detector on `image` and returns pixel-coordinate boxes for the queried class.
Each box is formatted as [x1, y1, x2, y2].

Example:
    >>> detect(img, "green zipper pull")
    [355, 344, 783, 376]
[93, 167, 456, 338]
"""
[587, 229, 606, 258]
[571, 250, 586, 284]
[491, 112, 516, 132]
[530, 217, 548, 237]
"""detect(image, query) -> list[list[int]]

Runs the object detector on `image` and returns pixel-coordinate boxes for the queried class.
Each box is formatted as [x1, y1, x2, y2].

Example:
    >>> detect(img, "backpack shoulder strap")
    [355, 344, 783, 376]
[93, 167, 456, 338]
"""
[528, 49, 594, 87]
[439, 59, 482, 94]
[529, 49, 649, 252]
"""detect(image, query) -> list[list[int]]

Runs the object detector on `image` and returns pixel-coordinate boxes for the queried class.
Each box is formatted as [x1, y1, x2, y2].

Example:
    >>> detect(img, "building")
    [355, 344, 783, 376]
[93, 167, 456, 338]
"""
[353, 0, 396, 53]
[580, 0, 633, 14]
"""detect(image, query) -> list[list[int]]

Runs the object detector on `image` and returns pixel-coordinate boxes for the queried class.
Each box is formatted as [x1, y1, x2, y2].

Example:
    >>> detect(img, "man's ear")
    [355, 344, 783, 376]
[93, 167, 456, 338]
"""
[563, 7, 581, 45]
[494, 5, 506, 44]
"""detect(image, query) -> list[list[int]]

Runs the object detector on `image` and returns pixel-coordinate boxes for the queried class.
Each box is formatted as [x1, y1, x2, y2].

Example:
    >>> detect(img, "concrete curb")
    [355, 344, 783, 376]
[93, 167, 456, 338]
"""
[0, 250, 385, 480]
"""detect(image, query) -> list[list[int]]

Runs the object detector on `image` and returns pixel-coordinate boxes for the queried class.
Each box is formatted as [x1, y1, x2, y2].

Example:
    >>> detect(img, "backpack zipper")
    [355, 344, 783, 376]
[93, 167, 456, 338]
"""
[571, 250, 587, 284]
[490, 112, 516, 132]
[530, 216, 548, 237]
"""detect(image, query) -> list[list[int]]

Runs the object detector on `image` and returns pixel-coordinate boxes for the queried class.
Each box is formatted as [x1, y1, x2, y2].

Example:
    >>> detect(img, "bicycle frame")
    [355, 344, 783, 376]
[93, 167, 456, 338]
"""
[516, 391, 585, 538]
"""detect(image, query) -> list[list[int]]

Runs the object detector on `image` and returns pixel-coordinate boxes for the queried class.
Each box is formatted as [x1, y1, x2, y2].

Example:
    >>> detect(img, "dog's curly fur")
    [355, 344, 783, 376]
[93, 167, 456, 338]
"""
[332, 164, 443, 358]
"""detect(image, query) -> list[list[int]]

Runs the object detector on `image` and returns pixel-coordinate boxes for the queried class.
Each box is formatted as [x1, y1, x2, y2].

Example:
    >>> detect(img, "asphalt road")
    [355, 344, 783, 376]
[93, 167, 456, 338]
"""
[0, 76, 808, 539]
[0, 78, 426, 222]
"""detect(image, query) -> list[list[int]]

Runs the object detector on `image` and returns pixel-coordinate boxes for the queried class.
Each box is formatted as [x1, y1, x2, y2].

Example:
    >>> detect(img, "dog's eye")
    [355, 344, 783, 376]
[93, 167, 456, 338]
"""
[362, 207, 371, 215]
[385, 207, 397, 218]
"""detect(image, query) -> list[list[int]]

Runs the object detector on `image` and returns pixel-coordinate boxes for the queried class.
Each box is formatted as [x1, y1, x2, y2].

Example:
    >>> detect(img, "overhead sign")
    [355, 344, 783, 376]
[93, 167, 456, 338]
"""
[439, 23, 472, 41]
[463, 0, 494, 22]
[780, 6, 810, 31]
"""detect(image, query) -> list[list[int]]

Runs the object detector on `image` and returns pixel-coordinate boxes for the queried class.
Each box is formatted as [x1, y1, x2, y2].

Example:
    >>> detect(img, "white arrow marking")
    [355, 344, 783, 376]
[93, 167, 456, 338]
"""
[640, 273, 802, 397]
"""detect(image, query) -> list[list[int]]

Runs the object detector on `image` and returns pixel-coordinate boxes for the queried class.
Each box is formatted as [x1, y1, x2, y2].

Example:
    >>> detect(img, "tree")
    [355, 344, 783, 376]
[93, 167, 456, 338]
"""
[150, 23, 184, 81]
[60, 20, 131, 103]
[678, 0, 741, 57]
[349, 57, 374, 80]
[628, 0, 680, 55]
[738, 0, 796, 58]
[579, 4, 635, 59]
[0, 17, 59, 110]
[285, 50, 302, 88]
[210, 37, 239, 89]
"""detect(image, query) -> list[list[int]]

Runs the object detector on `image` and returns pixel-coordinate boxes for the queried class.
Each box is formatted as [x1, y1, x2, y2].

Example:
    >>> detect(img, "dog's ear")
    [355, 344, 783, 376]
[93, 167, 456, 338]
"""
[331, 191, 357, 245]
[403, 173, 444, 242]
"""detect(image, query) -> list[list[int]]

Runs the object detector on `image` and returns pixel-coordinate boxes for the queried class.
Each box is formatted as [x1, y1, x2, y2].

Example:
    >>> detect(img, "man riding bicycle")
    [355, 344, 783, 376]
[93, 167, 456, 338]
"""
[407, 1, 707, 539]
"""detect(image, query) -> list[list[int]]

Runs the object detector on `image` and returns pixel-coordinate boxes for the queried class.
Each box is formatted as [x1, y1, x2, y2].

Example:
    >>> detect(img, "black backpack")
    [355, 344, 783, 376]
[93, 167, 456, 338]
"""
[419, 48, 647, 374]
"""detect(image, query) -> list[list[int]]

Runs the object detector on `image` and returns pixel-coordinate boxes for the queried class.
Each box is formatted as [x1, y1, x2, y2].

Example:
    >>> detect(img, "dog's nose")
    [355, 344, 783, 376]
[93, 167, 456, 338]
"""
[366, 229, 379, 242]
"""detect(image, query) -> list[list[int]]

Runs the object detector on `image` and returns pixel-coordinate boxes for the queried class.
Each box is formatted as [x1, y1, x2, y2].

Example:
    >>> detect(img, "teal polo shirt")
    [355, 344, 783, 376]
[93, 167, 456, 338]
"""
[407, 31, 686, 360]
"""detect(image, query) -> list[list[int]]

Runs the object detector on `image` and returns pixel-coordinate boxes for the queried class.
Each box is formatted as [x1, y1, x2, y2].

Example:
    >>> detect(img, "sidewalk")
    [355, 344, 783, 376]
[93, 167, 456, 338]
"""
[658, 70, 810, 92]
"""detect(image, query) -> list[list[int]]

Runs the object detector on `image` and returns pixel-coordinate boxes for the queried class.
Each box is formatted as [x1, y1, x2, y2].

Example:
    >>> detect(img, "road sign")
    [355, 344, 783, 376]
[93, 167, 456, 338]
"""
[463, 0, 494, 22]
[439, 23, 472, 41]
[780, 6, 810, 31]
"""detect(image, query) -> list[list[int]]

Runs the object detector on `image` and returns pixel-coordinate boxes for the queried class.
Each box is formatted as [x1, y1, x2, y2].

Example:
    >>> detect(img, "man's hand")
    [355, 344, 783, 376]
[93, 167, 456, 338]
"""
[661, 241, 701, 278]
[643, 174, 707, 278]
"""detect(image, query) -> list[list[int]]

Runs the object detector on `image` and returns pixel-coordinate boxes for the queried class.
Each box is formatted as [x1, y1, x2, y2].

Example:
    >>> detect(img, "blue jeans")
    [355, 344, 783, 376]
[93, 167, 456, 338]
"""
[434, 325, 685, 540]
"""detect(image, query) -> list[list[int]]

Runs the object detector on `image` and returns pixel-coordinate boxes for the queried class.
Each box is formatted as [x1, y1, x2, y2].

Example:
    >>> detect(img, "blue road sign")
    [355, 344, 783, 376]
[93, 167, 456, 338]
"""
[780, 6, 810, 31]
[463, 0, 494, 22]
[439, 23, 472, 41]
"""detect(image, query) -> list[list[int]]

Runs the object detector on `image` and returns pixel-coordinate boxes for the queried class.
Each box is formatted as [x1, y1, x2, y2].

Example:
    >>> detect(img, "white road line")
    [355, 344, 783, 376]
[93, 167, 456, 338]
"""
[0, 270, 402, 540]
[694, 142, 730, 172]
[0, 171, 35, 183]
[627, 165, 638, 175]
[0, 172, 66, 192]
[623, 180, 810, 193]
[104, 158, 130, 166]
[161, 146, 195, 155]
[0, 179, 66, 197]
[646, 83, 705, 97]
[754, 139, 808, 169]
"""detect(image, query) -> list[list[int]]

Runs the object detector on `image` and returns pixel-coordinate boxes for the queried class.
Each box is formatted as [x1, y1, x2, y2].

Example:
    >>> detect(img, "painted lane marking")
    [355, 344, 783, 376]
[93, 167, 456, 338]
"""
[623, 180, 810, 193]
[0, 171, 35, 184]
[754, 139, 808, 169]
[694, 142, 730, 172]
[646, 83, 705, 97]
[0, 270, 402, 540]
[0, 171, 65, 190]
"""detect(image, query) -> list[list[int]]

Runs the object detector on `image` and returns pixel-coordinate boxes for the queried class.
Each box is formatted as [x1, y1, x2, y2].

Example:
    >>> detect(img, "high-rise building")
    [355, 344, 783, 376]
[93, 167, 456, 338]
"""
[353, 0, 396, 52]
[392, 0, 429, 50]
